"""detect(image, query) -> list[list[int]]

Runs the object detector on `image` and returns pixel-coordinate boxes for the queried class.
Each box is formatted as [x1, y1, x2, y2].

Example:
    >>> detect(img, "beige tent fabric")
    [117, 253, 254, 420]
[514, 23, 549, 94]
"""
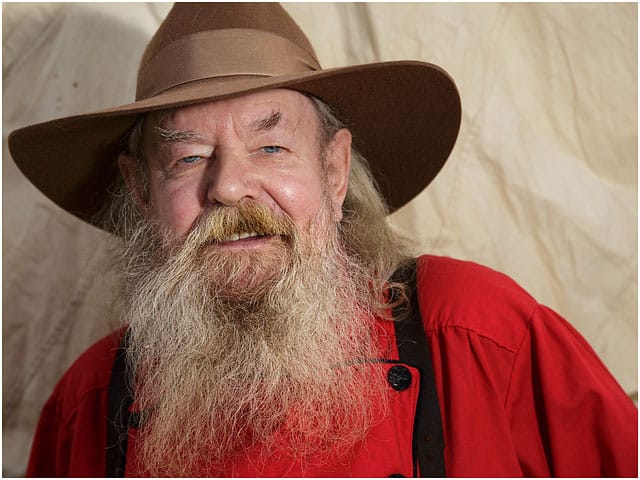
[2, 3, 637, 476]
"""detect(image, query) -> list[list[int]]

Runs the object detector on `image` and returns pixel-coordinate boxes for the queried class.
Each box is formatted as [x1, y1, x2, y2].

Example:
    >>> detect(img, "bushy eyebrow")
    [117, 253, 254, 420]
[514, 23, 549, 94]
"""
[155, 126, 203, 143]
[152, 111, 281, 144]
[250, 111, 282, 132]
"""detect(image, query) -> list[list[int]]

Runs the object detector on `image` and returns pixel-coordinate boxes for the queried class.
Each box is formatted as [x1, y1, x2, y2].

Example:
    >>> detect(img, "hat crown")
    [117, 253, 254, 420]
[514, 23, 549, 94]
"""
[136, 2, 320, 99]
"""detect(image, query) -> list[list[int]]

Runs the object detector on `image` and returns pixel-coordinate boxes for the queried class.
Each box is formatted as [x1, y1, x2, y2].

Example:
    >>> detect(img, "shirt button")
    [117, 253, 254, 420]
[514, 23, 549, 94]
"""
[387, 365, 412, 391]
[389, 474, 405, 477]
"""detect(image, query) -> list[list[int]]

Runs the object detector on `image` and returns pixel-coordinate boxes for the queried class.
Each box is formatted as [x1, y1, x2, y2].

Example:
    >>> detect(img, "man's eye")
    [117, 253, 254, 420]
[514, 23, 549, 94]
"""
[261, 146, 283, 154]
[178, 155, 202, 164]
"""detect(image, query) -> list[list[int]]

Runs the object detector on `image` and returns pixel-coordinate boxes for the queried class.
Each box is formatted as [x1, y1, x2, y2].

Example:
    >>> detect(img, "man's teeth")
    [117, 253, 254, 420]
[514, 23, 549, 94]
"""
[222, 232, 261, 242]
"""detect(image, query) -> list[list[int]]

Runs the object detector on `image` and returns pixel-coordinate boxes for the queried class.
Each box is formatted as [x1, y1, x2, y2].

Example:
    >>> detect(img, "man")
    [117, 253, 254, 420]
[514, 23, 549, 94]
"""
[8, 3, 637, 477]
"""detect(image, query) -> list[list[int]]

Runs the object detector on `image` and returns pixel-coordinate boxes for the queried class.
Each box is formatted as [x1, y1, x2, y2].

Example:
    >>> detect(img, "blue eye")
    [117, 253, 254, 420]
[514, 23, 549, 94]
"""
[179, 155, 202, 164]
[262, 146, 282, 154]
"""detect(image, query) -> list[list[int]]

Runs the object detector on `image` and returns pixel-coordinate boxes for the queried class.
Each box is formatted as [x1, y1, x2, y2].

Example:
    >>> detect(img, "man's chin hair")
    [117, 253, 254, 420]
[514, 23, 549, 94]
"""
[119, 206, 389, 476]
[198, 241, 293, 300]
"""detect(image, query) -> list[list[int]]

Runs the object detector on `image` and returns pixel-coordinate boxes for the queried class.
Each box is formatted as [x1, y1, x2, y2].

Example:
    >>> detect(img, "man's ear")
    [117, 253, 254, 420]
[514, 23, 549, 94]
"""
[324, 128, 352, 222]
[118, 152, 149, 210]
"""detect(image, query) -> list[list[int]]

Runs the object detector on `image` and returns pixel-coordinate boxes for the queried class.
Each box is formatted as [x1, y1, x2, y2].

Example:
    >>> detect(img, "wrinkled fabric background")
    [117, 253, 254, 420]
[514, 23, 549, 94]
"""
[2, 3, 637, 476]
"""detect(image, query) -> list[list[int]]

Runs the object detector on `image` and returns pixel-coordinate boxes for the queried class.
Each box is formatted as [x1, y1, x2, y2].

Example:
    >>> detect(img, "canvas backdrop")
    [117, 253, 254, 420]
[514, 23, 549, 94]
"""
[3, 3, 637, 476]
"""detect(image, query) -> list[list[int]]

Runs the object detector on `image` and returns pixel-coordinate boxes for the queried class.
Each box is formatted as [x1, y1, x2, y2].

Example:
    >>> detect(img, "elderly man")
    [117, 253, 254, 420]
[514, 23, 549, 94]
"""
[9, 3, 637, 477]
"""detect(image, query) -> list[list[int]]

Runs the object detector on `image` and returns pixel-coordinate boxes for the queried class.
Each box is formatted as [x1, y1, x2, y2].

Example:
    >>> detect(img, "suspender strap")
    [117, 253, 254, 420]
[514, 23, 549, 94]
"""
[106, 329, 134, 477]
[392, 260, 446, 477]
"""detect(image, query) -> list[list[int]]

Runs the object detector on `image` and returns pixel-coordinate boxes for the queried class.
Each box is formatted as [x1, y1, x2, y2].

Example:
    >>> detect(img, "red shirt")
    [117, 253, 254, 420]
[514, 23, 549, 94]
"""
[26, 255, 638, 477]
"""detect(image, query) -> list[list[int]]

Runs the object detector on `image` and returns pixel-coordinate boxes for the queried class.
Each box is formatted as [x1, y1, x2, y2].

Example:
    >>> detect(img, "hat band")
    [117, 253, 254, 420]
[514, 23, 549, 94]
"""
[136, 28, 322, 100]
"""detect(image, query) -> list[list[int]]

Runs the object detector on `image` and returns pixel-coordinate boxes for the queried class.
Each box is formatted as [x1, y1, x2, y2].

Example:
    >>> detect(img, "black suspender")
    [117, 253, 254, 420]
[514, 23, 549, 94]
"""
[106, 260, 446, 477]
[392, 260, 446, 477]
[106, 330, 134, 477]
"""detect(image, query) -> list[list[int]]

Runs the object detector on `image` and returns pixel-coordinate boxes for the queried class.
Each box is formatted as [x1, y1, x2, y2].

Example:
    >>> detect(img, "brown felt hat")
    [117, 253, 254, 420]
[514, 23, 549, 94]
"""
[8, 2, 461, 231]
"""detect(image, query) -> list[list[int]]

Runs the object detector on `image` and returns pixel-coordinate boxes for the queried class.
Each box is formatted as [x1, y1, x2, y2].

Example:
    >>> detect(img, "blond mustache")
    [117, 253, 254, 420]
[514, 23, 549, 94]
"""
[185, 202, 297, 248]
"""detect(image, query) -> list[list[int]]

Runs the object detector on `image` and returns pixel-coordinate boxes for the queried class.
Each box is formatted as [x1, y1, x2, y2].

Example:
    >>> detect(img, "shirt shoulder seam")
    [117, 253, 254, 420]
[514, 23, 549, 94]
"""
[52, 380, 111, 429]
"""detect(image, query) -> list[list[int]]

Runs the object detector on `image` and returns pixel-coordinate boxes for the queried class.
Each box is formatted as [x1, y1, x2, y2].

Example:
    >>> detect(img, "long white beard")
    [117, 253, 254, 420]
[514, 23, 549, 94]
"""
[118, 201, 389, 476]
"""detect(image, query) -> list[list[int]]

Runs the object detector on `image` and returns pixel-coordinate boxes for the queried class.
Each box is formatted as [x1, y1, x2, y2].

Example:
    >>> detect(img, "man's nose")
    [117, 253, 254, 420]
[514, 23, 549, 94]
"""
[205, 149, 257, 207]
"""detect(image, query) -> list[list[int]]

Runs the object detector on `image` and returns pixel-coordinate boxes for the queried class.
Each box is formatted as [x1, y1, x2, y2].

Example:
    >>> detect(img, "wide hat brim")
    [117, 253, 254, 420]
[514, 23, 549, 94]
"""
[8, 60, 461, 231]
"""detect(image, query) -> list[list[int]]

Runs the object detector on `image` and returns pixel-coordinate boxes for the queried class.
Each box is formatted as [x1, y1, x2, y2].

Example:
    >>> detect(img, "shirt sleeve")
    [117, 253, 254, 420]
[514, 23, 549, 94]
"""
[26, 384, 111, 477]
[25, 329, 122, 477]
[505, 304, 638, 477]
[26, 394, 72, 477]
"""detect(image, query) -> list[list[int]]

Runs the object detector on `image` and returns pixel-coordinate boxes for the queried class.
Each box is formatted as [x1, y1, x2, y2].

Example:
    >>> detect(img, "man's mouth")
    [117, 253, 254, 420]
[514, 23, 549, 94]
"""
[195, 203, 295, 250]
[219, 231, 262, 243]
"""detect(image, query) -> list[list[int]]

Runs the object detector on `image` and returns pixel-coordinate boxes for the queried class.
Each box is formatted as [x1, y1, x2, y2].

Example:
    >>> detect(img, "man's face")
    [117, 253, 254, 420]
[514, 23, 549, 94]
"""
[132, 89, 351, 246]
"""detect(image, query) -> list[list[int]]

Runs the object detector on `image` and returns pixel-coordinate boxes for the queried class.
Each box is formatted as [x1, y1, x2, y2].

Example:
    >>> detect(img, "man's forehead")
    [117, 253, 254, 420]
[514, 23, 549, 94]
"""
[147, 89, 316, 132]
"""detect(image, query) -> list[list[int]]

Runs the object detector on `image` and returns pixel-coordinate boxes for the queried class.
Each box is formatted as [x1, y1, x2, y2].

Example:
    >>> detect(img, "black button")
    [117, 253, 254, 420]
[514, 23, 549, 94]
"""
[387, 365, 412, 391]
[389, 474, 405, 478]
